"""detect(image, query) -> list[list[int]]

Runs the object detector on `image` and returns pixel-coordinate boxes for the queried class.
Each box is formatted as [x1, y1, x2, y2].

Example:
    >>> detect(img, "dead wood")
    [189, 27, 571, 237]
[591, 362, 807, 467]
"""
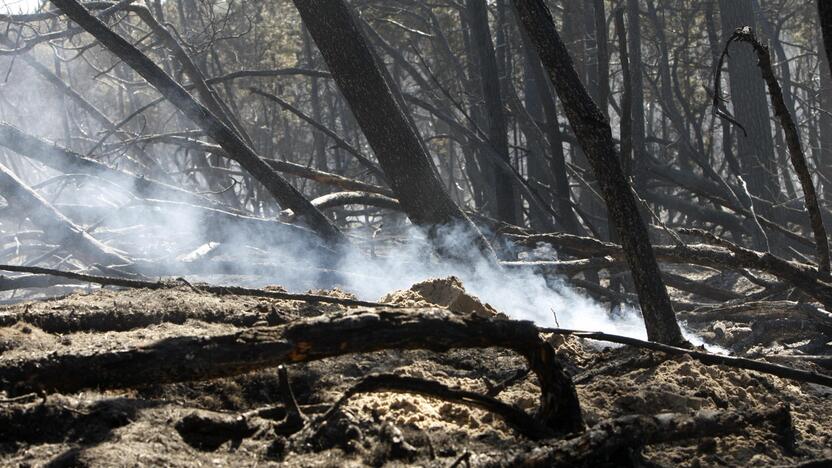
[282, 191, 402, 221]
[0, 264, 393, 309]
[0, 274, 85, 292]
[540, 327, 832, 387]
[495, 405, 792, 467]
[292, 0, 497, 262]
[721, 28, 830, 274]
[0, 309, 584, 435]
[47, 0, 344, 245]
[513, 0, 685, 346]
[0, 123, 227, 211]
[0, 293, 294, 333]
[0, 163, 131, 267]
[314, 373, 549, 440]
[678, 300, 832, 326]
[509, 232, 832, 308]
[248, 88, 387, 182]
[275, 365, 306, 435]
[155, 135, 394, 197]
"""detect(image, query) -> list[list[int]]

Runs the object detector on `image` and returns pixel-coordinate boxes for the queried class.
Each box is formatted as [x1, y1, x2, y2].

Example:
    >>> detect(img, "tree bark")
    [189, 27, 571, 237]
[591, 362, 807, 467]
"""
[292, 0, 494, 261]
[465, 0, 517, 225]
[0, 309, 583, 435]
[717, 0, 780, 227]
[819, 0, 832, 81]
[512, 0, 684, 346]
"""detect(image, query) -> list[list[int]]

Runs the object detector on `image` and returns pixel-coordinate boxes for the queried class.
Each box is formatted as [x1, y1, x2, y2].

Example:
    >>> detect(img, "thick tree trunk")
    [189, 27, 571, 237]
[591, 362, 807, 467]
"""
[48, 0, 344, 245]
[303, 26, 329, 196]
[518, 27, 580, 234]
[512, 0, 685, 346]
[292, 0, 494, 261]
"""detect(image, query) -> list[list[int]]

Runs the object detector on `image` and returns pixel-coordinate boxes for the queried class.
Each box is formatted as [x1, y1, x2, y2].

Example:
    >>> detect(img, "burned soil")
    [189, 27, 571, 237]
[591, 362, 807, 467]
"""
[0, 279, 831, 467]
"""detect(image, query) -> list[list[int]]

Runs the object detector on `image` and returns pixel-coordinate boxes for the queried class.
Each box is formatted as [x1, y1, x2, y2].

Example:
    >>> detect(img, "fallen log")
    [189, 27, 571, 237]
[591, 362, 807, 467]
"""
[496, 405, 792, 467]
[0, 309, 583, 435]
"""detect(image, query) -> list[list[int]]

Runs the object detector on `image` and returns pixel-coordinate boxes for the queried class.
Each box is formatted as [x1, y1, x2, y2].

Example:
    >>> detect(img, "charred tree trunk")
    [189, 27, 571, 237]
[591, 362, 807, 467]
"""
[512, 0, 685, 346]
[518, 28, 580, 234]
[730, 30, 831, 274]
[626, 0, 648, 186]
[717, 0, 780, 230]
[819, 0, 832, 81]
[48, 0, 344, 245]
[465, 0, 518, 225]
[292, 0, 495, 261]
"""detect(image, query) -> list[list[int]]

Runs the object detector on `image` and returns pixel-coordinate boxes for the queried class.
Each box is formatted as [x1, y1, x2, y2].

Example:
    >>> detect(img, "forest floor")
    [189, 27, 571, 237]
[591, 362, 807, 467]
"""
[0, 277, 831, 467]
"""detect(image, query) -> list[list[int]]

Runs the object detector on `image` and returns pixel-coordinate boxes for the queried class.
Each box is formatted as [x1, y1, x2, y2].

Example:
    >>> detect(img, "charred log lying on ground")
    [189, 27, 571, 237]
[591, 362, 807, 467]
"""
[0, 308, 585, 435]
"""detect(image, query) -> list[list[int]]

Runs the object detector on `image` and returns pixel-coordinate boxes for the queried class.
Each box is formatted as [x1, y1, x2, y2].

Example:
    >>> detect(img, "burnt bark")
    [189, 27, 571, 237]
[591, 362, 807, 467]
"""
[0, 309, 583, 435]
[292, 0, 494, 261]
[466, 0, 518, 225]
[819, 0, 832, 81]
[512, 0, 685, 346]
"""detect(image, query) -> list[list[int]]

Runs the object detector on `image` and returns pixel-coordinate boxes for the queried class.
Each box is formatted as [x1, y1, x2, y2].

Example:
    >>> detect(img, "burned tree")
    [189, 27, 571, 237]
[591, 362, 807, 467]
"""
[292, 0, 495, 260]
[47, 0, 344, 245]
[512, 0, 685, 345]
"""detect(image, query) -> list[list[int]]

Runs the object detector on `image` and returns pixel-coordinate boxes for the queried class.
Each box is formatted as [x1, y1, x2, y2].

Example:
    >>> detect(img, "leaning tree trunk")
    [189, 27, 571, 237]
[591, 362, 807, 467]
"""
[292, 0, 495, 261]
[729, 29, 831, 274]
[512, 0, 685, 346]
[48, 0, 344, 245]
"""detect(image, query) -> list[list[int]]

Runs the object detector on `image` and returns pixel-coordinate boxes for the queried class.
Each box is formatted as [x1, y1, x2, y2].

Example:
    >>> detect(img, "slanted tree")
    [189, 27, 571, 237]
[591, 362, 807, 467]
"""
[47, 0, 345, 245]
[292, 0, 495, 261]
[512, 0, 686, 346]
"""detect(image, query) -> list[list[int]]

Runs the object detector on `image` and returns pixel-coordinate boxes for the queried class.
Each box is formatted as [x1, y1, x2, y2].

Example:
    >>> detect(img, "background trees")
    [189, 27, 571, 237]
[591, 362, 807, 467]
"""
[1, 0, 832, 343]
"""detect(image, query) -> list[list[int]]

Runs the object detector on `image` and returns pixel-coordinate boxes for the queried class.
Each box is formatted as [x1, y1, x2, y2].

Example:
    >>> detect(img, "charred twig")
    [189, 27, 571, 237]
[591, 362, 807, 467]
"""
[539, 327, 832, 388]
[275, 365, 306, 435]
[0, 263, 393, 308]
[486, 367, 531, 397]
